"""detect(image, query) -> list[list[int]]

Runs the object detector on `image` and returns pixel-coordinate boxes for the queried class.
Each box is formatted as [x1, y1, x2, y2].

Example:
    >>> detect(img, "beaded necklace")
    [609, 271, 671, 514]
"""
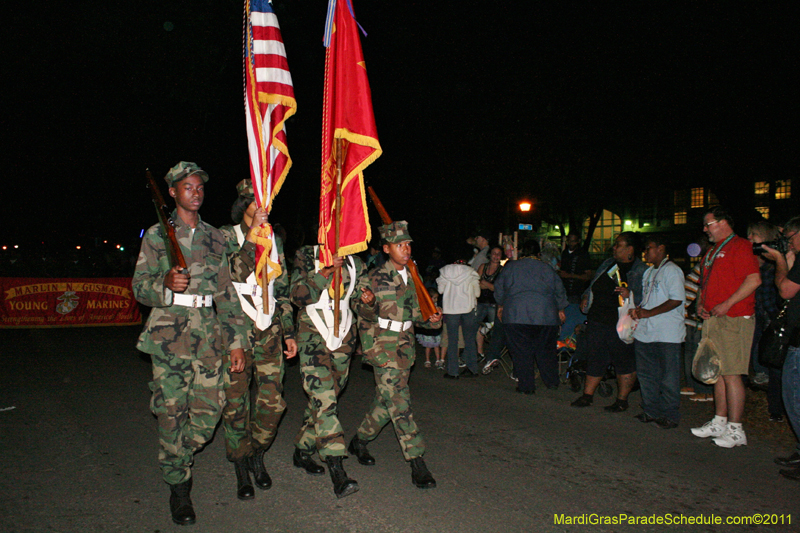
[698, 233, 735, 310]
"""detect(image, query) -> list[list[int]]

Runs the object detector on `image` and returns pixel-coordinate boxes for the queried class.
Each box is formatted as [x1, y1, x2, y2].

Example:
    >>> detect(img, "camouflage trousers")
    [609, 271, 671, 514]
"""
[356, 366, 425, 461]
[222, 322, 286, 461]
[149, 346, 224, 485]
[294, 321, 356, 460]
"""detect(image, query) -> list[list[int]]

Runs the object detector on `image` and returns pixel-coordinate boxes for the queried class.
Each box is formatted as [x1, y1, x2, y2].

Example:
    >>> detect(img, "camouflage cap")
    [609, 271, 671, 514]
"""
[379, 221, 413, 244]
[231, 179, 256, 224]
[164, 161, 209, 186]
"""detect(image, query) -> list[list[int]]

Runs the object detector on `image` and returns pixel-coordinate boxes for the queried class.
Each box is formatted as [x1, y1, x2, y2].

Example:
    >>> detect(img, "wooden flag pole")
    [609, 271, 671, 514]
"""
[332, 138, 343, 334]
[261, 223, 268, 312]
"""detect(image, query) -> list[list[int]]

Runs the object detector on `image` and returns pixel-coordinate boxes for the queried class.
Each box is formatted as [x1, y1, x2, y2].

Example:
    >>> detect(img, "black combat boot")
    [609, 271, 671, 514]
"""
[347, 435, 376, 466]
[169, 478, 196, 526]
[325, 456, 359, 499]
[234, 459, 255, 500]
[292, 448, 325, 475]
[410, 457, 437, 489]
[248, 448, 272, 490]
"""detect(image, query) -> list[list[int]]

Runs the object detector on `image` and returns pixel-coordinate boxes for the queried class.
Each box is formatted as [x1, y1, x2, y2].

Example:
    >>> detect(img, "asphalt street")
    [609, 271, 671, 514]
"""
[1, 326, 797, 533]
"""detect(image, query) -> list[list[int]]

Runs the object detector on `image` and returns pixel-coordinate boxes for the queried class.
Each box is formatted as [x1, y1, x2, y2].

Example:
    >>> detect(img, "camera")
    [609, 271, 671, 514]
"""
[752, 236, 789, 255]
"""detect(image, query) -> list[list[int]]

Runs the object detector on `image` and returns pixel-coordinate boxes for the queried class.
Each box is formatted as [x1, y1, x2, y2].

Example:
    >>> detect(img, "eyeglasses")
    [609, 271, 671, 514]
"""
[785, 231, 798, 241]
[703, 220, 720, 228]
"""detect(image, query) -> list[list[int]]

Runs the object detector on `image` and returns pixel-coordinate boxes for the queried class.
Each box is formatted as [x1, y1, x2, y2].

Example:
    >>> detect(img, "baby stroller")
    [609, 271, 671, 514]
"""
[561, 323, 615, 398]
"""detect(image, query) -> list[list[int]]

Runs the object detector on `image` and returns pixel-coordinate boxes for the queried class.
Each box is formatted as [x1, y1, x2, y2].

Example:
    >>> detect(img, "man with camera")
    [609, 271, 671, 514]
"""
[759, 216, 800, 479]
[690, 206, 761, 448]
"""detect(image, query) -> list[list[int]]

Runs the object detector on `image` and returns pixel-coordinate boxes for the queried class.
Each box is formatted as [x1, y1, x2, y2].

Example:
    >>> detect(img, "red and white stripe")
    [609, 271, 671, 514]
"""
[245, 0, 296, 211]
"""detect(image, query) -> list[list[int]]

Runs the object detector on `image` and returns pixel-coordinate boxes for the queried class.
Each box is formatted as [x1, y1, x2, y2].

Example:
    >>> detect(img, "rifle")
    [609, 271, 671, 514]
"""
[367, 186, 438, 321]
[145, 169, 188, 274]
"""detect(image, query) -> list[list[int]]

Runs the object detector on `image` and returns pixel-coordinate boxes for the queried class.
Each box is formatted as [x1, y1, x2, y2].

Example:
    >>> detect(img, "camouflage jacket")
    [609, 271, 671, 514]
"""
[357, 261, 441, 369]
[133, 212, 249, 357]
[220, 222, 294, 344]
[290, 245, 370, 331]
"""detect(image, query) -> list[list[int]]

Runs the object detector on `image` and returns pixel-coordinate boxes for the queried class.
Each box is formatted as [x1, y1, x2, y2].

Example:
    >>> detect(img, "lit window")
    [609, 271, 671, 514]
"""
[691, 188, 704, 208]
[754, 181, 769, 196]
[775, 179, 792, 200]
[756, 206, 770, 219]
[674, 211, 687, 225]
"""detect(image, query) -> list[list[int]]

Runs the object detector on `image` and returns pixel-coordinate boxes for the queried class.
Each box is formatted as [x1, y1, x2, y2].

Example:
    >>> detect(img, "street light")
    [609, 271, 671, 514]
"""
[519, 201, 532, 212]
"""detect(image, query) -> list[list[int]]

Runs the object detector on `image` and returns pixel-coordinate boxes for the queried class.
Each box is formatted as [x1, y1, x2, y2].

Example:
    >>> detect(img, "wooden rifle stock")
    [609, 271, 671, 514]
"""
[146, 169, 188, 274]
[367, 186, 438, 321]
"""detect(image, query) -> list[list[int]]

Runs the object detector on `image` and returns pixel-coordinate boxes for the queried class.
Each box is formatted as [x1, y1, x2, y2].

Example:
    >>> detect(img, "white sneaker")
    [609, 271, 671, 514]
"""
[712, 426, 747, 448]
[691, 419, 727, 438]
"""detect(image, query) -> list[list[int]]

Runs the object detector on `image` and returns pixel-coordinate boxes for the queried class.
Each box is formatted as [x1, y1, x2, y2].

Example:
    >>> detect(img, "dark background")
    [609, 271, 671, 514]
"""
[3, 1, 796, 262]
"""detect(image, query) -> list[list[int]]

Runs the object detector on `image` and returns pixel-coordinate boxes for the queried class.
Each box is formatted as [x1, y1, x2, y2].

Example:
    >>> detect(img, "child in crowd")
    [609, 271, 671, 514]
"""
[416, 292, 443, 368]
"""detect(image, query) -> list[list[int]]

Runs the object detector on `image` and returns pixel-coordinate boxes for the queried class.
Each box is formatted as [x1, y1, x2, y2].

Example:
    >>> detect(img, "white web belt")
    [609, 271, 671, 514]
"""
[173, 294, 213, 308]
[378, 317, 413, 332]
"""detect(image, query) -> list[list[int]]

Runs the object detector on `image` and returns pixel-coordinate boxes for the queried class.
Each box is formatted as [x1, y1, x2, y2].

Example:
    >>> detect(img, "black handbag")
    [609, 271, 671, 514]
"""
[758, 302, 791, 369]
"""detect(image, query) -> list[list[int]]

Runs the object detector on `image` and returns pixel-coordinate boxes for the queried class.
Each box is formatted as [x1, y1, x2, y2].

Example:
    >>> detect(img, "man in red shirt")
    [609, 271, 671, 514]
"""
[690, 206, 761, 448]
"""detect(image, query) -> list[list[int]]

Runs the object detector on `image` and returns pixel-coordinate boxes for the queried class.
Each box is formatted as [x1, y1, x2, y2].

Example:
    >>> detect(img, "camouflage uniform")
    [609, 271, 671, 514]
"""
[355, 225, 441, 461]
[290, 245, 370, 459]
[133, 211, 248, 486]
[220, 223, 294, 461]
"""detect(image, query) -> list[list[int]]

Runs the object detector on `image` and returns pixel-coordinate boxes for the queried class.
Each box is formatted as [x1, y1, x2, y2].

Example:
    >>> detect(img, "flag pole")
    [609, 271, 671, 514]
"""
[333, 138, 343, 334]
[261, 221, 268, 312]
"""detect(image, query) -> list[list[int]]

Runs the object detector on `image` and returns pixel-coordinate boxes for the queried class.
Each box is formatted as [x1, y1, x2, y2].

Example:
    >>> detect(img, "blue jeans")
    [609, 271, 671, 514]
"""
[635, 341, 682, 422]
[752, 321, 785, 417]
[444, 310, 480, 375]
[475, 303, 496, 325]
[485, 318, 506, 363]
[782, 346, 800, 453]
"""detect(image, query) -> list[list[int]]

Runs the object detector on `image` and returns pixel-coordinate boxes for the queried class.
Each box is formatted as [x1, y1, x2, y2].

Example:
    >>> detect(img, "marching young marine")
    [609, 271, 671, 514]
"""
[219, 180, 297, 501]
[349, 221, 443, 489]
[132, 162, 249, 526]
[289, 244, 371, 498]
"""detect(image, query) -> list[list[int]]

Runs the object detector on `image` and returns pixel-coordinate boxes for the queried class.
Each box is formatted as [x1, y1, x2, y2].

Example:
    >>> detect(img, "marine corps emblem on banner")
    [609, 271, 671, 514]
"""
[56, 291, 79, 315]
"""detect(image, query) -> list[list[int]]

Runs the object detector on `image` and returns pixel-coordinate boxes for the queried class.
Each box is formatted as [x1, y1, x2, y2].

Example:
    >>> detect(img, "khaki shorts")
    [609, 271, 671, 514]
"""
[701, 315, 756, 376]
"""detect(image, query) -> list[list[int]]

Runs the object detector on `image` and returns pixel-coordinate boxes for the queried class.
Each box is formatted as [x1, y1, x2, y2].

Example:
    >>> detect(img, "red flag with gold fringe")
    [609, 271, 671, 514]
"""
[318, 0, 382, 266]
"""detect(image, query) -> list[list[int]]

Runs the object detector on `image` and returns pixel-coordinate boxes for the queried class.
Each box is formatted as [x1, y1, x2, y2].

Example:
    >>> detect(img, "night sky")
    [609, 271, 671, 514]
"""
[4, 1, 796, 258]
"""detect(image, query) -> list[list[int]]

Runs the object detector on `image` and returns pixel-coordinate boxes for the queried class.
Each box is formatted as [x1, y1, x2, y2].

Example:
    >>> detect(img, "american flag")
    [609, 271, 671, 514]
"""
[244, 0, 296, 284]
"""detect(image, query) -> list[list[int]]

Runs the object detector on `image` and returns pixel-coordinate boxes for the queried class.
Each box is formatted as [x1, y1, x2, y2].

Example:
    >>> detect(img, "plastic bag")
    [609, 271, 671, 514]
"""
[616, 295, 637, 344]
[692, 338, 721, 384]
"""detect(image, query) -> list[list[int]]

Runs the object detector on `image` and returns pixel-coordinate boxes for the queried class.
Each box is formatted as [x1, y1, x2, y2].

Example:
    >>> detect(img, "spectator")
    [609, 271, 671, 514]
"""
[365, 239, 386, 271]
[416, 292, 444, 369]
[475, 246, 504, 358]
[559, 232, 593, 341]
[690, 206, 760, 448]
[683, 246, 715, 402]
[467, 232, 491, 271]
[494, 240, 568, 394]
[539, 240, 561, 271]
[760, 216, 800, 479]
[630, 234, 686, 429]
[748, 220, 785, 422]
[572, 231, 646, 412]
[437, 256, 481, 378]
